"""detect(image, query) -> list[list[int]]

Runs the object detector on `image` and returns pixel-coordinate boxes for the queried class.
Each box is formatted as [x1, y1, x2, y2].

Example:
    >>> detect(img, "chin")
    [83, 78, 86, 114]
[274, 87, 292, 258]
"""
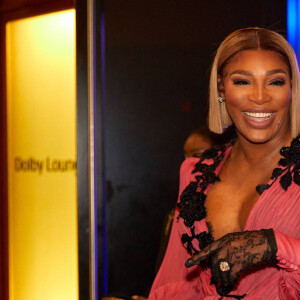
[238, 128, 284, 145]
[243, 135, 271, 144]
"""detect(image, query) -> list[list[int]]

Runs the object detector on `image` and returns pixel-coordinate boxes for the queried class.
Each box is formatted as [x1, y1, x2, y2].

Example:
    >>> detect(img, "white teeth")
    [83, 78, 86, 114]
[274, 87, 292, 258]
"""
[244, 112, 273, 122]
[245, 112, 272, 118]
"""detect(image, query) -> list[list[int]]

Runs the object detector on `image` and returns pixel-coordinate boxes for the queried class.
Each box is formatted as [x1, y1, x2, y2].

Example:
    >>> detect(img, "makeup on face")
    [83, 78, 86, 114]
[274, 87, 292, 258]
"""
[220, 50, 291, 144]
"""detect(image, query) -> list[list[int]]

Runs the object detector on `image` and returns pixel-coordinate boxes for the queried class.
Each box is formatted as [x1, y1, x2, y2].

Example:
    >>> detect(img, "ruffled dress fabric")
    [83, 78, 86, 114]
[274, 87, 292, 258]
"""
[148, 141, 300, 300]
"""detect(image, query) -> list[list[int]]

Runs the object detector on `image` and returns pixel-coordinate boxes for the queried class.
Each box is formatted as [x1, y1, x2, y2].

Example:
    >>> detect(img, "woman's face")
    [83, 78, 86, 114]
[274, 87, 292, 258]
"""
[184, 133, 213, 158]
[220, 49, 292, 144]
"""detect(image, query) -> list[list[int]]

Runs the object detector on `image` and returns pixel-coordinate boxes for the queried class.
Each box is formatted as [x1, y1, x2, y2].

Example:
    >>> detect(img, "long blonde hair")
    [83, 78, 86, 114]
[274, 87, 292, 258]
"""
[209, 28, 300, 137]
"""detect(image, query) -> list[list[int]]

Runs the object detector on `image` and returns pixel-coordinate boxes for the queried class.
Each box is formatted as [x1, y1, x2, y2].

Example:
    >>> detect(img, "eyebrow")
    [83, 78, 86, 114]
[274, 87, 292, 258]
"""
[229, 69, 288, 76]
[266, 69, 288, 76]
[230, 70, 253, 76]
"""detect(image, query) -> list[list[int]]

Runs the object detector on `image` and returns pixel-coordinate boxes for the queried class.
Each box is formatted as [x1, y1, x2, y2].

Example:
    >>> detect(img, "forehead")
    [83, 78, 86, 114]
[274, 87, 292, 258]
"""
[184, 134, 211, 148]
[223, 50, 290, 74]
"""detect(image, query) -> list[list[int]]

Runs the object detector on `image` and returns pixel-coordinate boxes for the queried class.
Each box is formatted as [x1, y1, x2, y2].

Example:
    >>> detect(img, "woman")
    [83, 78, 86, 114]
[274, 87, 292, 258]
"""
[183, 127, 224, 159]
[148, 28, 300, 299]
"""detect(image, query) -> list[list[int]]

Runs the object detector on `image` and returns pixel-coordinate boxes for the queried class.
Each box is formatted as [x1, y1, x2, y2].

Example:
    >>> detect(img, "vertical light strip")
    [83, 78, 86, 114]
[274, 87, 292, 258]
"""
[100, 5, 108, 295]
[6, 10, 78, 300]
[87, 0, 97, 299]
[288, 0, 300, 61]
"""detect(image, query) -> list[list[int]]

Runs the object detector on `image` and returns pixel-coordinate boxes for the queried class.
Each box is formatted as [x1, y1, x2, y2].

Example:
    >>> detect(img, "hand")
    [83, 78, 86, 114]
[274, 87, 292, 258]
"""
[185, 229, 278, 296]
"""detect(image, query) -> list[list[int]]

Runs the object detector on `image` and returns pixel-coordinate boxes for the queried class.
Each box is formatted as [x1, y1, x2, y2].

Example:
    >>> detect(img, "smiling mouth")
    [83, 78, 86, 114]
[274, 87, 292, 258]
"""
[244, 112, 274, 122]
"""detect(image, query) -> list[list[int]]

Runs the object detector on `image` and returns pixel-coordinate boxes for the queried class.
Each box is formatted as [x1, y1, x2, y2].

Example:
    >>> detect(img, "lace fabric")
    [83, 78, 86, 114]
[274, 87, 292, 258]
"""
[186, 229, 278, 296]
[175, 135, 300, 298]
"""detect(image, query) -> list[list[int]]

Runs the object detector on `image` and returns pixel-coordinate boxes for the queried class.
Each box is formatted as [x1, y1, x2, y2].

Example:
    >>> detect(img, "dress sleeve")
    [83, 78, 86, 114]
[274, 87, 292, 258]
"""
[274, 230, 300, 299]
[275, 230, 300, 271]
[148, 158, 204, 300]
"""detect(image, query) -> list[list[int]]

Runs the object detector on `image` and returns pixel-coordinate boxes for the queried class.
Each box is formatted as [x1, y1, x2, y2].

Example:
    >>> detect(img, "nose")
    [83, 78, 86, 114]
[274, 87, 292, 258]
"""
[248, 83, 271, 104]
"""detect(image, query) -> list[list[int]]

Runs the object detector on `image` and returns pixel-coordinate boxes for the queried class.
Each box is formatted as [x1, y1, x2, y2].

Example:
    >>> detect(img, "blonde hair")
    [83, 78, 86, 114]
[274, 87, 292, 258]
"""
[209, 27, 300, 137]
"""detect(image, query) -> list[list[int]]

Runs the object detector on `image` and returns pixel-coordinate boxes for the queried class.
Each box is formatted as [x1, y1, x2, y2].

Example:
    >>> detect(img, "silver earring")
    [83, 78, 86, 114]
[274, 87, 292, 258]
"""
[218, 96, 224, 103]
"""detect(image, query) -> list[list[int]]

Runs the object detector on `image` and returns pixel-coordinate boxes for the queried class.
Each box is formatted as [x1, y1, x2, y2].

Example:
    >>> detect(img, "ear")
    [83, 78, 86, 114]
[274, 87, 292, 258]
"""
[218, 75, 225, 99]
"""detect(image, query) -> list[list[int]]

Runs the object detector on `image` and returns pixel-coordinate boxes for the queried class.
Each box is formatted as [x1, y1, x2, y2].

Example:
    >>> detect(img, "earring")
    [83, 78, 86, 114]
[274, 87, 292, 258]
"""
[218, 96, 224, 103]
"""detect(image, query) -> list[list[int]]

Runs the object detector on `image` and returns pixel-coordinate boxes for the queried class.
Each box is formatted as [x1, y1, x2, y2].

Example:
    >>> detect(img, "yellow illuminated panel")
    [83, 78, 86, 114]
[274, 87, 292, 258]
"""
[6, 10, 78, 300]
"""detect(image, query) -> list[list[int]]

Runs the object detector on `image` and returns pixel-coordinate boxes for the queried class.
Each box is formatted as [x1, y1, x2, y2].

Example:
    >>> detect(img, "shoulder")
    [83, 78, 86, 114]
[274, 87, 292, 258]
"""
[178, 158, 199, 195]
[258, 135, 300, 194]
[180, 157, 199, 175]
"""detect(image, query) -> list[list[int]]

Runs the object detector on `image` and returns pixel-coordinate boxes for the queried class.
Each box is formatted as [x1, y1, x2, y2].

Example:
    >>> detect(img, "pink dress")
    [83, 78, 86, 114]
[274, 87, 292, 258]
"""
[149, 143, 300, 299]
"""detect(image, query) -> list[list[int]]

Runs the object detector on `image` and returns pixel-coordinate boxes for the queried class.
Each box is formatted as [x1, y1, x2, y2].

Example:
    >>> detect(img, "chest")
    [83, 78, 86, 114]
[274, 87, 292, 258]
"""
[205, 178, 261, 240]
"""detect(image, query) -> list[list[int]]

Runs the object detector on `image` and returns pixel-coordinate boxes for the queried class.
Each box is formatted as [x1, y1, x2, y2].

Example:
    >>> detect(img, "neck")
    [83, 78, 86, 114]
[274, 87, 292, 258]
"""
[231, 131, 292, 165]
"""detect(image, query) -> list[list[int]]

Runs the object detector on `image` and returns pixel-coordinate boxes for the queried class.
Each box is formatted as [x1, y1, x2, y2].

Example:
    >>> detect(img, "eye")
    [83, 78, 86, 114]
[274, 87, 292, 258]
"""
[233, 79, 249, 85]
[269, 79, 286, 86]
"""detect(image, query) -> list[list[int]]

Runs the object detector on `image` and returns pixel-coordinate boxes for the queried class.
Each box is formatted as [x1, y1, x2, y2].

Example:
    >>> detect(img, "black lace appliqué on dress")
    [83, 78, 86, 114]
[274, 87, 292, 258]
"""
[177, 143, 230, 254]
[177, 135, 300, 298]
[256, 135, 300, 194]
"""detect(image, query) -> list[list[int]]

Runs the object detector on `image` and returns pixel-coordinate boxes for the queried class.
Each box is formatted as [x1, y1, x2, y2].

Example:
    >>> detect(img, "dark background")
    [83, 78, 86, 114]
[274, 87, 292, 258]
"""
[103, 0, 287, 297]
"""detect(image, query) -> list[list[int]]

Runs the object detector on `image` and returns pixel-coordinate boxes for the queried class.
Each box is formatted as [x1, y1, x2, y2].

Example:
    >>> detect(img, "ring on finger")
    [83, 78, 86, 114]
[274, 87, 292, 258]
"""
[219, 261, 230, 272]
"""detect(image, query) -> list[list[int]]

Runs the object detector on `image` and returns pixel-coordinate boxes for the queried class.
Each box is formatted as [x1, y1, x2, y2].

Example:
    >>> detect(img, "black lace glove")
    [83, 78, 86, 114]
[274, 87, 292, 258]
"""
[185, 229, 278, 296]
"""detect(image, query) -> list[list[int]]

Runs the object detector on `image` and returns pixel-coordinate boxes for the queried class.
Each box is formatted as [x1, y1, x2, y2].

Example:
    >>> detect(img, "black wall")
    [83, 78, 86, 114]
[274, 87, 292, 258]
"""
[102, 0, 287, 297]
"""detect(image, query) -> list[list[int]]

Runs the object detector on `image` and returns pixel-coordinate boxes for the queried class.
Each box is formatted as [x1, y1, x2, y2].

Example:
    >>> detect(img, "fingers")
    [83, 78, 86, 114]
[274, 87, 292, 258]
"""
[185, 251, 211, 267]
[218, 269, 232, 295]
[185, 242, 219, 268]
[216, 272, 237, 296]
[217, 282, 234, 297]
[210, 259, 233, 296]
[215, 263, 240, 296]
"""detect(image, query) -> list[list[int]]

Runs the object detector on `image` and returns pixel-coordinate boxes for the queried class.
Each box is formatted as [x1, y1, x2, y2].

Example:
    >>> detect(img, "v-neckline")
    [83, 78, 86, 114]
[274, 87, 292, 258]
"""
[178, 135, 300, 256]
[205, 145, 279, 236]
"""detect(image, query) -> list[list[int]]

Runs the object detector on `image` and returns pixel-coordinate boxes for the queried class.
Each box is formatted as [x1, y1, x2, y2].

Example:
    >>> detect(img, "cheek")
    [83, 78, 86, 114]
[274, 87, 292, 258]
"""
[223, 83, 246, 107]
[277, 90, 292, 111]
[284, 90, 292, 105]
[224, 91, 245, 115]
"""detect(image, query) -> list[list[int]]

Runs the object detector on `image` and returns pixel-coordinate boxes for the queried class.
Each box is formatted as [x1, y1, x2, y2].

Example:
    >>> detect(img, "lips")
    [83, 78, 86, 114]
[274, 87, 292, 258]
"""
[244, 111, 274, 122]
[242, 110, 275, 129]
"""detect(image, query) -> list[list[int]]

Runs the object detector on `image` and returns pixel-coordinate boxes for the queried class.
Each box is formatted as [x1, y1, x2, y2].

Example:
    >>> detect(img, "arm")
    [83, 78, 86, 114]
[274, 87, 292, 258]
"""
[148, 211, 203, 300]
[148, 158, 204, 300]
[185, 229, 300, 297]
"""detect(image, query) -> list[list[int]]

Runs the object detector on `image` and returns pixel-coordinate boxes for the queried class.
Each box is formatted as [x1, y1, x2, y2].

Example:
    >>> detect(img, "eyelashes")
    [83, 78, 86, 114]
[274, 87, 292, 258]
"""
[232, 79, 286, 86]
[233, 80, 249, 85]
[269, 79, 286, 86]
